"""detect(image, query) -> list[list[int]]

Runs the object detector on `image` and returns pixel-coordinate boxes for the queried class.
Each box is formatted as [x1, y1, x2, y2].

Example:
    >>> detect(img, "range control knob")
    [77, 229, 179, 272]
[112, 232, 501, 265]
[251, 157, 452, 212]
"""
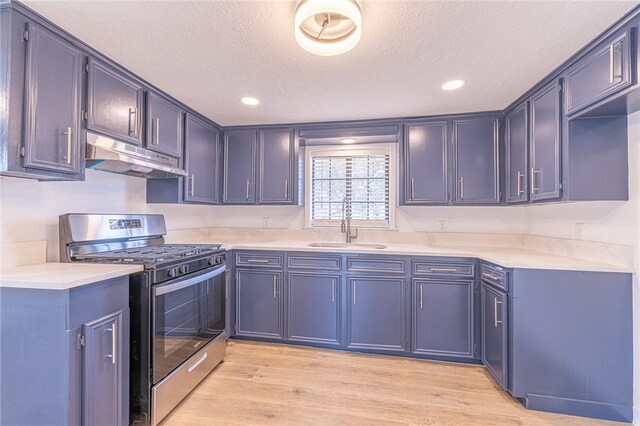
[207, 257, 216, 266]
[167, 268, 177, 278]
[178, 265, 189, 275]
[217, 255, 225, 263]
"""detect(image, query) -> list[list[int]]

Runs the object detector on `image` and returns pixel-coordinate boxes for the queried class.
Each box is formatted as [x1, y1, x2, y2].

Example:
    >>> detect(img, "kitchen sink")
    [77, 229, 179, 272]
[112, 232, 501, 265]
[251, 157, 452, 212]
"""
[307, 242, 387, 249]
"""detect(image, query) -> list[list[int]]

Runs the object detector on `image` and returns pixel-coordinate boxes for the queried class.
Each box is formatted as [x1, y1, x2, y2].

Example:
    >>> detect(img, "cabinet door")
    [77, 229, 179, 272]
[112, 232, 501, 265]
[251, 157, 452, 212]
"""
[505, 103, 528, 204]
[22, 22, 83, 175]
[530, 81, 562, 201]
[223, 130, 257, 204]
[413, 279, 473, 358]
[183, 114, 220, 204]
[258, 128, 295, 204]
[82, 309, 128, 426]
[347, 276, 406, 353]
[87, 58, 144, 145]
[481, 283, 508, 390]
[403, 121, 448, 204]
[236, 269, 283, 339]
[565, 30, 632, 116]
[287, 272, 340, 346]
[145, 91, 183, 158]
[453, 117, 500, 204]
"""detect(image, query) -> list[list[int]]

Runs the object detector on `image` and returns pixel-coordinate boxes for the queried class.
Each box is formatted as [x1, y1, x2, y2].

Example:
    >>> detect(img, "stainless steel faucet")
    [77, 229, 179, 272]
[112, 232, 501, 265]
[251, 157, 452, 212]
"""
[341, 196, 358, 244]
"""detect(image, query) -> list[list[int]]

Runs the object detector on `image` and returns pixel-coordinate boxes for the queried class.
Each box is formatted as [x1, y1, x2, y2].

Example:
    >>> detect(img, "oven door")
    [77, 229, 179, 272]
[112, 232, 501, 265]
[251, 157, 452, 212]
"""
[152, 264, 226, 384]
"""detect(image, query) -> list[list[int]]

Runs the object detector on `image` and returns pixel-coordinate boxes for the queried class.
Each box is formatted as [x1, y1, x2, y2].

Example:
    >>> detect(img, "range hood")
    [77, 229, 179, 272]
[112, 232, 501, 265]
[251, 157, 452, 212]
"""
[85, 132, 187, 178]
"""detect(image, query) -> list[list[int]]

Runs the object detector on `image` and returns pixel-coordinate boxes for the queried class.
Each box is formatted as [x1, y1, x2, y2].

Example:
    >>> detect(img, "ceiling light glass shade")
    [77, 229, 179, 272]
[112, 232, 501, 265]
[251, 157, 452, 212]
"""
[341, 138, 357, 144]
[295, 0, 362, 56]
[240, 97, 260, 106]
[441, 80, 465, 91]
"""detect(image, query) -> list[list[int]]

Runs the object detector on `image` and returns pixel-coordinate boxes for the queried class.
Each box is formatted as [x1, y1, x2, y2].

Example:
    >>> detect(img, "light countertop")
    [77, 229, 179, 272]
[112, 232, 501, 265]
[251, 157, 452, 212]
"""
[213, 241, 632, 273]
[0, 263, 143, 290]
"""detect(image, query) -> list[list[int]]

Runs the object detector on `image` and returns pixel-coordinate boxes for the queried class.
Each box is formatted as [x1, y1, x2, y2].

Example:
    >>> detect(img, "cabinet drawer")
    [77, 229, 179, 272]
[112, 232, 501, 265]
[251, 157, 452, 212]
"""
[347, 256, 406, 274]
[235, 252, 283, 268]
[481, 263, 508, 291]
[412, 260, 475, 278]
[287, 254, 342, 271]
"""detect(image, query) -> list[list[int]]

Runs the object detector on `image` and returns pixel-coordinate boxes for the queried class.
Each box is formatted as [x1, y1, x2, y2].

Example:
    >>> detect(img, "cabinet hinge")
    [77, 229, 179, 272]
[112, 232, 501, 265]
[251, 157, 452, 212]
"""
[473, 344, 478, 356]
[474, 284, 478, 294]
[22, 29, 29, 42]
[18, 146, 25, 158]
[84, 61, 89, 74]
[558, 82, 563, 92]
[77, 333, 86, 349]
[82, 110, 88, 121]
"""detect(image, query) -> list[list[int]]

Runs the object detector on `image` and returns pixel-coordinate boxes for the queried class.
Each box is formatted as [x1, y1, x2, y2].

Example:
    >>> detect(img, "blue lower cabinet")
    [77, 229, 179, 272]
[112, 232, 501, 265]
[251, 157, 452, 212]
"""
[287, 272, 341, 346]
[412, 279, 474, 358]
[0, 277, 130, 426]
[481, 282, 509, 390]
[346, 276, 407, 353]
[235, 269, 283, 339]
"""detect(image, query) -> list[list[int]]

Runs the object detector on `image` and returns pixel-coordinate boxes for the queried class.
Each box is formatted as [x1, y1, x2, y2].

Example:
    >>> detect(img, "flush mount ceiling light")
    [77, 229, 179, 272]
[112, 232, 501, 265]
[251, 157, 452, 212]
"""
[295, 0, 362, 56]
[441, 80, 466, 91]
[341, 138, 357, 144]
[240, 96, 260, 106]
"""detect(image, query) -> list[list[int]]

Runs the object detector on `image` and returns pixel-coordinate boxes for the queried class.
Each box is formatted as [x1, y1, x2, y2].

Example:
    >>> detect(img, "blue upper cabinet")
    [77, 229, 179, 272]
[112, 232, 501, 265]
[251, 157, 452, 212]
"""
[86, 58, 144, 145]
[145, 91, 183, 158]
[452, 116, 501, 204]
[223, 130, 257, 204]
[402, 121, 449, 204]
[505, 104, 528, 204]
[183, 114, 220, 204]
[564, 28, 633, 117]
[258, 128, 295, 204]
[22, 21, 83, 177]
[530, 81, 563, 201]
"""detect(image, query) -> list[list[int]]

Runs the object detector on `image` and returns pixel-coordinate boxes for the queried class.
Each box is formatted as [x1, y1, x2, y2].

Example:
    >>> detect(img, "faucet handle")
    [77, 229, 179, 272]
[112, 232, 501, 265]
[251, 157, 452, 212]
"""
[340, 220, 346, 233]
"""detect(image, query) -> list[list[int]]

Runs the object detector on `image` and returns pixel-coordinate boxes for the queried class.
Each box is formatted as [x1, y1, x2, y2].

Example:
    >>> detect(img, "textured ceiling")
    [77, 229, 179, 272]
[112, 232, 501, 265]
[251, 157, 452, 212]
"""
[23, 0, 639, 126]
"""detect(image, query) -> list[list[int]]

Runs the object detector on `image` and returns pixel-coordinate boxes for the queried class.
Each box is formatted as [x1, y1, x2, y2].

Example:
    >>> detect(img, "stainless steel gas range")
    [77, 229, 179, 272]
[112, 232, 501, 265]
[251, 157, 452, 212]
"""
[59, 214, 228, 426]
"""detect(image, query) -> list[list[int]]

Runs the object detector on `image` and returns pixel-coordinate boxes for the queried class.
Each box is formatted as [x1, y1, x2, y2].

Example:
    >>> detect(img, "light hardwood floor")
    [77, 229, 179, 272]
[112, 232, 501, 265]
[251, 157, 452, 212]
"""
[162, 340, 627, 426]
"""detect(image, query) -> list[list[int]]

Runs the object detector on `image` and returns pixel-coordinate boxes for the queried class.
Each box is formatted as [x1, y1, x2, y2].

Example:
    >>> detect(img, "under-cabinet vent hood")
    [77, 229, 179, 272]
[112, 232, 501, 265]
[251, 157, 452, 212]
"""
[85, 132, 187, 178]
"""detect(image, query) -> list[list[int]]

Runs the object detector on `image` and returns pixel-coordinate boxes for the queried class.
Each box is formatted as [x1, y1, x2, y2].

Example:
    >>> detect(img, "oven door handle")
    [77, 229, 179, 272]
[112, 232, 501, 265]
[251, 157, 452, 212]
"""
[154, 265, 226, 296]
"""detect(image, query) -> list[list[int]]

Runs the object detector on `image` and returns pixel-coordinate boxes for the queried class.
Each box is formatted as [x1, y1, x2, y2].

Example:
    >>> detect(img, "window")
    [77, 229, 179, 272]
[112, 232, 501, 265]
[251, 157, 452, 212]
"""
[306, 145, 395, 228]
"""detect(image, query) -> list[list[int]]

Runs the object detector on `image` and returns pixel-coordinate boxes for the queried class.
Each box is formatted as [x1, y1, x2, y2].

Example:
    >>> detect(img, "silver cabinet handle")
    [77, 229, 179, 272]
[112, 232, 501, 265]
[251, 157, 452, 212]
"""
[128, 108, 138, 137]
[419, 284, 423, 309]
[459, 176, 464, 200]
[531, 168, 542, 194]
[272, 275, 277, 298]
[246, 259, 269, 264]
[245, 179, 251, 200]
[429, 267, 457, 273]
[353, 282, 356, 305]
[155, 117, 160, 145]
[482, 272, 501, 281]
[332, 280, 336, 303]
[63, 127, 72, 164]
[494, 298, 503, 327]
[284, 179, 289, 200]
[107, 323, 117, 364]
[410, 177, 415, 200]
[189, 173, 195, 196]
[609, 43, 615, 84]
[516, 171, 524, 196]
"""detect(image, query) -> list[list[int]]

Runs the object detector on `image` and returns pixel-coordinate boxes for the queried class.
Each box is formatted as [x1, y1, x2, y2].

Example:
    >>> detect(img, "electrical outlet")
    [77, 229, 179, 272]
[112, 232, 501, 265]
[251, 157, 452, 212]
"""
[438, 220, 448, 232]
[574, 222, 585, 240]
[261, 217, 269, 228]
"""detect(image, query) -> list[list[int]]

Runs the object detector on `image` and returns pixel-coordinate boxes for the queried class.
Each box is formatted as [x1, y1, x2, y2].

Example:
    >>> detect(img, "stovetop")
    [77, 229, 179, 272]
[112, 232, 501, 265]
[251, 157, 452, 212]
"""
[73, 243, 223, 267]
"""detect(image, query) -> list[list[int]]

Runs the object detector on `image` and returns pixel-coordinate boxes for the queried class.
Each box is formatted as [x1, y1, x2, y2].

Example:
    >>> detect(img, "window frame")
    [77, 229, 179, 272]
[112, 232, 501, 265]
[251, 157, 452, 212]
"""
[304, 143, 397, 229]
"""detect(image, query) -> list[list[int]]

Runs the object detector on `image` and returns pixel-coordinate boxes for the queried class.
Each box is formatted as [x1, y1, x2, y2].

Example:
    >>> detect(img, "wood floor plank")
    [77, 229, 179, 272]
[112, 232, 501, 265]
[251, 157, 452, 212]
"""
[161, 340, 628, 426]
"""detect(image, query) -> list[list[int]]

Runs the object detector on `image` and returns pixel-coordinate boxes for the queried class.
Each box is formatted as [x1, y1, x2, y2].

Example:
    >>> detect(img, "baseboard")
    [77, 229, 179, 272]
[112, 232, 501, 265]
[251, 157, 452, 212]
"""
[525, 393, 632, 423]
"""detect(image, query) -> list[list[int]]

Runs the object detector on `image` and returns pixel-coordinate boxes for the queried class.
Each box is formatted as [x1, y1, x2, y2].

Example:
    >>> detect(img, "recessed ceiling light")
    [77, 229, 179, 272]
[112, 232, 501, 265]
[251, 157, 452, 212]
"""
[341, 138, 357, 144]
[240, 97, 260, 106]
[441, 80, 465, 91]
[295, 0, 362, 56]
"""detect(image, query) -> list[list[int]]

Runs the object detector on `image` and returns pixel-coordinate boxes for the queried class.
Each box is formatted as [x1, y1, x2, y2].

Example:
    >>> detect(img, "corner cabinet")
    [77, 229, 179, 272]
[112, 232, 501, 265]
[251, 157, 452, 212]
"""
[505, 103, 528, 204]
[223, 130, 257, 204]
[452, 116, 501, 204]
[0, 277, 130, 426]
[402, 121, 449, 204]
[86, 58, 144, 145]
[183, 114, 221, 204]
